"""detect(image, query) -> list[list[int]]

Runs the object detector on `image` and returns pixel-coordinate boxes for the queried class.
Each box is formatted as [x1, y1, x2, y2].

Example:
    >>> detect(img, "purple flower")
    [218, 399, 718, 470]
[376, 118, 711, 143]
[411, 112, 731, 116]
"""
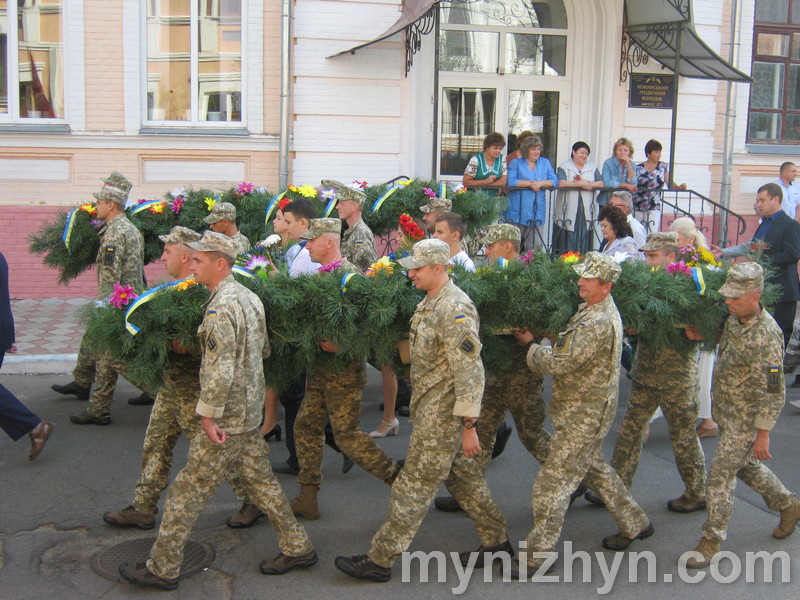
[237, 182, 254, 195]
[170, 196, 184, 214]
[245, 256, 271, 271]
[666, 261, 692, 276]
[320, 189, 336, 201]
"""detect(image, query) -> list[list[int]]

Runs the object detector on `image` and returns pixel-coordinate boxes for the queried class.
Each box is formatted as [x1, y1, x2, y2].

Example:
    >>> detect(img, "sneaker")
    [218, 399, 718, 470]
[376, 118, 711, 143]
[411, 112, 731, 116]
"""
[602, 522, 655, 550]
[103, 505, 156, 529]
[226, 503, 265, 528]
[119, 561, 178, 590]
[259, 550, 318, 575]
[51, 381, 90, 400]
[334, 554, 391, 582]
[70, 410, 111, 425]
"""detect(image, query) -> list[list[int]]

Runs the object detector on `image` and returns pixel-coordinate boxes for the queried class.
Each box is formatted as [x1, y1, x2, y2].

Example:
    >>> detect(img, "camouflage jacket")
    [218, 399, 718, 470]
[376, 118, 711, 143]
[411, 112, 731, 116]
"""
[713, 306, 785, 431]
[526, 293, 622, 439]
[341, 218, 377, 273]
[629, 339, 699, 391]
[409, 279, 484, 419]
[96, 213, 144, 296]
[195, 274, 270, 434]
[231, 231, 251, 255]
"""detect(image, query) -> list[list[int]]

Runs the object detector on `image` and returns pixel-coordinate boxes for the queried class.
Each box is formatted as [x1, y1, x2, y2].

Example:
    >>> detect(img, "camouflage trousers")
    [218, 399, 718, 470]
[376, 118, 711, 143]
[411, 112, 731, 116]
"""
[702, 422, 795, 543]
[369, 414, 508, 567]
[295, 366, 397, 486]
[131, 382, 250, 514]
[525, 421, 650, 559]
[473, 370, 550, 472]
[73, 334, 119, 417]
[610, 382, 706, 502]
[147, 429, 313, 580]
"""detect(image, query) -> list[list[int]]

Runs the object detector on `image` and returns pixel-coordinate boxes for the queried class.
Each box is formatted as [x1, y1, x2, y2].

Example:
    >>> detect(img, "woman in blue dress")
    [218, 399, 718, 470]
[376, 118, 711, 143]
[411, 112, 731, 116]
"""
[598, 137, 637, 207]
[462, 132, 508, 197]
[506, 135, 558, 250]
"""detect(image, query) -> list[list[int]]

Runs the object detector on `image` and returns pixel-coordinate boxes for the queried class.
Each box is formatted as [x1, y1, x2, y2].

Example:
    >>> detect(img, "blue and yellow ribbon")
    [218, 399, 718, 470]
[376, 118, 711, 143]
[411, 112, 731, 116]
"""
[232, 265, 255, 280]
[131, 200, 164, 214]
[371, 186, 399, 213]
[323, 194, 339, 217]
[439, 183, 447, 200]
[264, 191, 287, 224]
[691, 267, 706, 296]
[125, 279, 184, 335]
[341, 272, 357, 294]
[62, 208, 79, 251]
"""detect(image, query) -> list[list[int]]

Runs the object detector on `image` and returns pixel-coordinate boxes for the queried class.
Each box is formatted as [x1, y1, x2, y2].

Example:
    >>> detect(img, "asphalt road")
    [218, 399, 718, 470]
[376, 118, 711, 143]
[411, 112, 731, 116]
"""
[1, 367, 799, 599]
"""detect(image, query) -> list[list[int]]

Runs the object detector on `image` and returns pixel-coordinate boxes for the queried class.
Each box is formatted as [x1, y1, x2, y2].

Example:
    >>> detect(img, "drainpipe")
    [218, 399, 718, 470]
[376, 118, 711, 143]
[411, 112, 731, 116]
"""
[719, 0, 743, 245]
[279, 0, 292, 189]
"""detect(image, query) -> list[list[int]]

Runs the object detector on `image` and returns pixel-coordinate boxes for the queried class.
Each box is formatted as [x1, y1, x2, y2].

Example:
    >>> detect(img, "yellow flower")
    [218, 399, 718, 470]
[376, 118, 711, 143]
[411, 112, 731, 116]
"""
[204, 197, 216, 210]
[287, 185, 298, 192]
[79, 203, 97, 215]
[398, 179, 413, 186]
[366, 256, 394, 276]
[149, 202, 166, 213]
[296, 184, 318, 198]
[177, 277, 197, 291]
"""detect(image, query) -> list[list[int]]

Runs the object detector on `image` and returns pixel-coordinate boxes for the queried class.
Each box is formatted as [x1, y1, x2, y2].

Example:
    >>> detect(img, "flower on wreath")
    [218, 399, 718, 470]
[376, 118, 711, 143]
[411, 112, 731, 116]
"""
[245, 255, 271, 271]
[148, 202, 167, 214]
[320, 188, 337, 201]
[679, 244, 720, 268]
[262, 234, 282, 248]
[90, 219, 104, 229]
[170, 187, 188, 198]
[237, 181, 254, 195]
[422, 187, 437, 199]
[137, 198, 149, 205]
[317, 259, 344, 272]
[399, 213, 425, 240]
[365, 256, 394, 276]
[397, 179, 414, 187]
[278, 197, 292, 211]
[517, 250, 534, 264]
[352, 180, 368, 189]
[559, 251, 582, 264]
[79, 203, 97, 216]
[204, 197, 217, 210]
[170, 196, 184, 214]
[176, 277, 197, 291]
[389, 249, 410, 261]
[108, 282, 138, 309]
[296, 184, 318, 198]
[666, 261, 692, 277]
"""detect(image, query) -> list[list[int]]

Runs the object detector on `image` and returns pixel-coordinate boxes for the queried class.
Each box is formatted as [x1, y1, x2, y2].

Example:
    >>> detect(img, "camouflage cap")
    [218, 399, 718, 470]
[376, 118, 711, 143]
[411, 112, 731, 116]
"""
[479, 223, 522, 245]
[186, 230, 240, 260]
[397, 239, 450, 269]
[572, 251, 622, 283]
[101, 171, 132, 194]
[159, 226, 202, 246]
[718, 262, 764, 298]
[321, 179, 367, 207]
[203, 202, 237, 224]
[299, 217, 343, 240]
[92, 185, 128, 207]
[640, 231, 679, 252]
[420, 196, 452, 214]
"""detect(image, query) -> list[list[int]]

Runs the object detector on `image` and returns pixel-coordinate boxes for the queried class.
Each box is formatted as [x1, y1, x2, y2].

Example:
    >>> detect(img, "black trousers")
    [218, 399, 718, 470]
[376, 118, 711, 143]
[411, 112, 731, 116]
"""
[771, 301, 797, 349]
[279, 373, 340, 469]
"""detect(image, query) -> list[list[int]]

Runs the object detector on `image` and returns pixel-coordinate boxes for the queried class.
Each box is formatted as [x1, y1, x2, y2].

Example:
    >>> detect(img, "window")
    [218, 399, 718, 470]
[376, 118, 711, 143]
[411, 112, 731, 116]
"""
[145, 0, 243, 124]
[0, 0, 65, 120]
[748, 0, 800, 142]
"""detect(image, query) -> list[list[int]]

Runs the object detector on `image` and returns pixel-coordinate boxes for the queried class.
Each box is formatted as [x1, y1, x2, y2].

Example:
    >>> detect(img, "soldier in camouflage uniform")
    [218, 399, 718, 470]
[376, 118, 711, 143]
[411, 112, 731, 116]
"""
[435, 223, 550, 513]
[328, 179, 378, 272]
[419, 195, 452, 233]
[103, 226, 260, 531]
[120, 231, 316, 590]
[511, 252, 652, 576]
[683, 263, 800, 568]
[290, 218, 400, 520]
[63, 177, 145, 425]
[590, 232, 706, 512]
[204, 202, 251, 254]
[335, 239, 509, 582]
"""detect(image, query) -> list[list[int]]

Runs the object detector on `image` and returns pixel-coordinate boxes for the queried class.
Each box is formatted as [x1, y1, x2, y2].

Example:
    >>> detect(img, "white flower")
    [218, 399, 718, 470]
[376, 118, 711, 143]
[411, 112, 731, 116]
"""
[611, 252, 629, 263]
[256, 186, 267, 194]
[450, 183, 465, 193]
[170, 187, 187, 198]
[264, 234, 281, 247]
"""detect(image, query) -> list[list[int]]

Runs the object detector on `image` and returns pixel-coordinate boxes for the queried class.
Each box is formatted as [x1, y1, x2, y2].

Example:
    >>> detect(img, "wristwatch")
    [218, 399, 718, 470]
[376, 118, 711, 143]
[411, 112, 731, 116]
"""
[462, 419, 478, 430]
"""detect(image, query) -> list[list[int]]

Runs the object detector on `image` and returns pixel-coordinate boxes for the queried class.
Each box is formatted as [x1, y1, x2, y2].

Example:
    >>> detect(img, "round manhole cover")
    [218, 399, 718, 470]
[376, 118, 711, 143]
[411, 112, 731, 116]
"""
[91, 537, 215, 583]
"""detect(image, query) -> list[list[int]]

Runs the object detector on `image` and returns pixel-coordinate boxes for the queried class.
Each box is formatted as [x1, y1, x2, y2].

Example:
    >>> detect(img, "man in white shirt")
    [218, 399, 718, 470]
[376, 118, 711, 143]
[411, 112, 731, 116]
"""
[432, 212, 476, 271]
[609, 191, 647, 248]
[774, 162, 800, 220]
[283, 199, 322, 277]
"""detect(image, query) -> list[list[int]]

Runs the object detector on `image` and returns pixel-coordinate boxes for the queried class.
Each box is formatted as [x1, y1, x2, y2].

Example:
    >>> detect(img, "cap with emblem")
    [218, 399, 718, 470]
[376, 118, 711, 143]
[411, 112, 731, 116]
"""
[159, 226, 202, 246]
[420, 196, 452, 214]
[93, 186, 128, 208]
[299, 218, 343, 240]
[397, 238, 450, 269]
[640, 231, 679, 252]
[479, 223, 522, 245]
[100, 171, 132, 194]
[186, 230, 240, 260]
[321, 179, 367, 207]
[718, 262, 764, 298]
[203, 202, 237, 224]
[571, 251, 622, 283]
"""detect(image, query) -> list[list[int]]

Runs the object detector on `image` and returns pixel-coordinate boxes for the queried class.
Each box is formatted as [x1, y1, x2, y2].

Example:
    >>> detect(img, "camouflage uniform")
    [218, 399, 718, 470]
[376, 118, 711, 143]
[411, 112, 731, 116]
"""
[369, 279, 507, 568]
[231, 231, 251, 255]
[147, 274, 312, 580]
[701, 307, 795, 543]
[76, 212, 145, 418]
[523, 292, 650, 560]
[295, 258, 398, 486]
[610, 341, 706, 502]
[341, 218, 377, 273]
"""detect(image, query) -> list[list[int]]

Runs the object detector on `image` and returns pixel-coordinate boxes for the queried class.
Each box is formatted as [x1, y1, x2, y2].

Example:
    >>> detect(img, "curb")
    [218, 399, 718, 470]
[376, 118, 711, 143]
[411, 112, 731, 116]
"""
[3, 353, 77, 376]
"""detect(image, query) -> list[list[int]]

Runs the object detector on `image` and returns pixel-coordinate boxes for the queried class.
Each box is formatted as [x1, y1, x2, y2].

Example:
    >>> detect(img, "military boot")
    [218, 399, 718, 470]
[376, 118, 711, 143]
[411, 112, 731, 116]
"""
[685, 537, 720, 569]
[103, 505, 156, 529]
[773, 499, 800, 539]
[290, 484, 320, 520]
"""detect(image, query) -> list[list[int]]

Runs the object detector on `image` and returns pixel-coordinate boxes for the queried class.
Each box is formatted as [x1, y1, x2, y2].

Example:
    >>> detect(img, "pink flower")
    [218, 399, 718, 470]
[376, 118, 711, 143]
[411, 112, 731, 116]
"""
[666, 261, 692, 276]
[170, 196, 184, 214]
[245, 256, 271, 271]
[352, 180, 368, 189]
[516, 250, 534, 264]
[422, 187, 436, 198]
[317, 259, 344, 272]
[108, 282, 138, 309]
[137, 198, 149, 205]
[237, 182, 254, 195]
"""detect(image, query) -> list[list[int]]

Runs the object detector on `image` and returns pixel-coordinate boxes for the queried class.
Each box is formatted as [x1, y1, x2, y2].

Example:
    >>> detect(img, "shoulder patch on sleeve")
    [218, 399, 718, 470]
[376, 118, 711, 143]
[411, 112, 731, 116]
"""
[207, 333, 218, 353]
[767, 365, 782, 393]
[553, 330, 575, 355]
[103, 245, 116, 265]
[456, 332, 479, 358]
[454, 314, 467, 323]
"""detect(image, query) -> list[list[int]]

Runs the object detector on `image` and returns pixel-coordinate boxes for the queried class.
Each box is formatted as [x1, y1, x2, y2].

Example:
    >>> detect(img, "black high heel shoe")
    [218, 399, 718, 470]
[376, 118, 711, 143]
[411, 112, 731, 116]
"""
[264, 424, 282, 442]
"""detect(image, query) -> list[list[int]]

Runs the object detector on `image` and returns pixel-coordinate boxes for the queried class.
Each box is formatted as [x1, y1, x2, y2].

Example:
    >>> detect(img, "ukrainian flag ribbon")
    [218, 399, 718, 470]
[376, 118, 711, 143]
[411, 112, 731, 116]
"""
[371, 186, 399, 213]
[62, 208, 79, 251]
[232, 266, 255, 280]
[125, 279, 185, 335]
[691, 267, 706, 296]
[265, 191, 287, 224]
[341, 272, 357, 294]
[439, 183, 447, 200]
[131, 200, 164, 214]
